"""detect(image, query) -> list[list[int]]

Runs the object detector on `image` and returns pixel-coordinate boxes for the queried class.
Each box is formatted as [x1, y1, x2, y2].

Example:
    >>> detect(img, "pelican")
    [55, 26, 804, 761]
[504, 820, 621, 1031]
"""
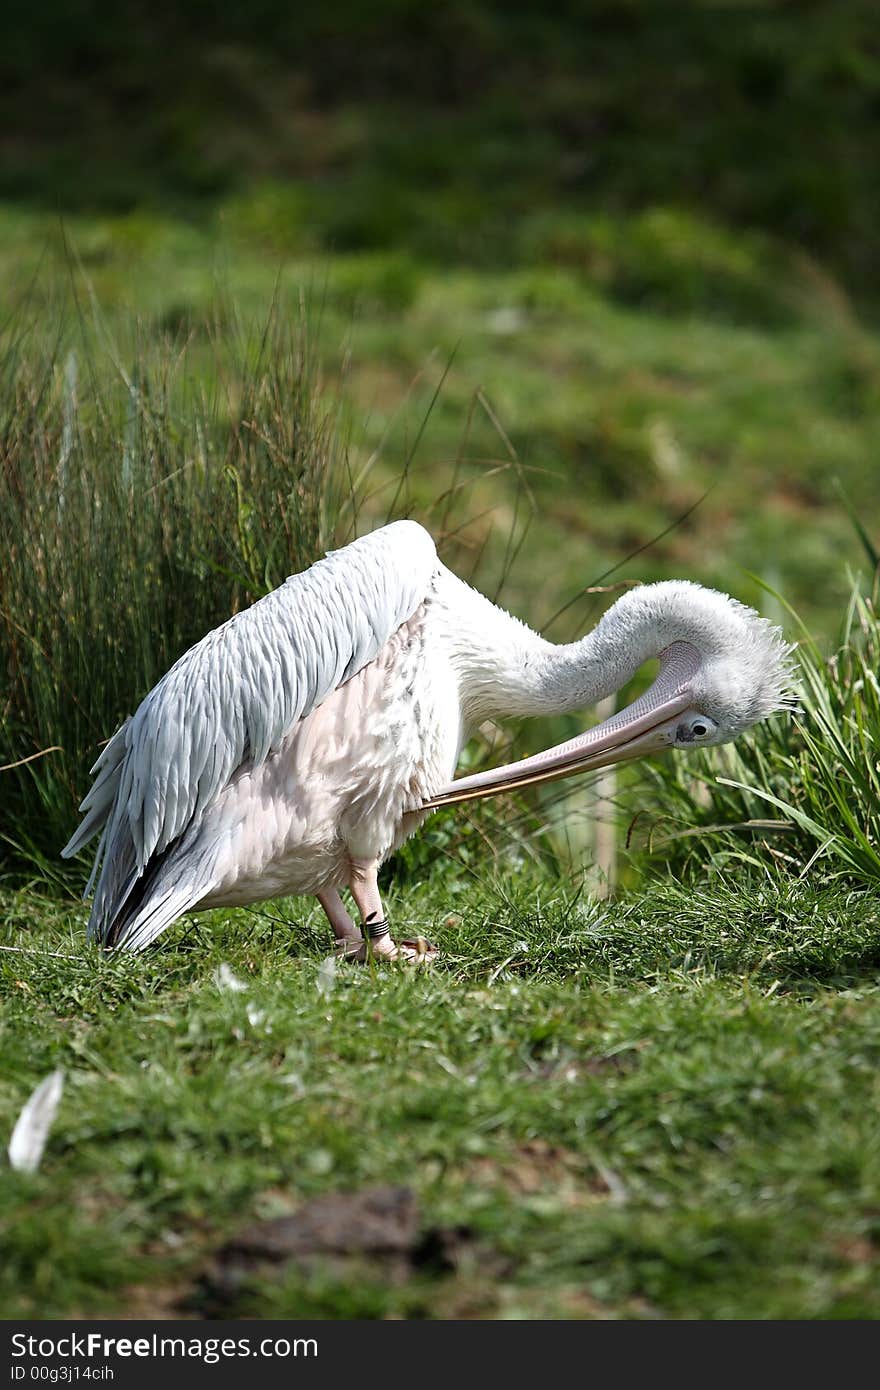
[62, 521, 792, 960]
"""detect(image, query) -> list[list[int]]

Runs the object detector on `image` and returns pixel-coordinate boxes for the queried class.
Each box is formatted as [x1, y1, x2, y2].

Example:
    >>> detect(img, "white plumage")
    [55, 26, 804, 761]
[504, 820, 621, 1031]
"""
[63, 520, 792, 959]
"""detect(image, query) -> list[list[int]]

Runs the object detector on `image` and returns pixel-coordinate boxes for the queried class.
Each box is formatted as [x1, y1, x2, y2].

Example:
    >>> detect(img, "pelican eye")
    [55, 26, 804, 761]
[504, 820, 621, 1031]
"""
[676, 715, 717, 745]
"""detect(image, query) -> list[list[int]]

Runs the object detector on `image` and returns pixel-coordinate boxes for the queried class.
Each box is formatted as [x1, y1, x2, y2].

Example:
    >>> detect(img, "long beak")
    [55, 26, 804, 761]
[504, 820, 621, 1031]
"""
[423, 640, 701, 809]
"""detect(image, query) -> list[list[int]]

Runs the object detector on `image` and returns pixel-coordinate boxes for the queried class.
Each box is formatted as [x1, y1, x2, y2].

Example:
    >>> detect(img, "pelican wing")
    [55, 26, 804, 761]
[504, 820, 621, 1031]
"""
[63, 521, 438, 943]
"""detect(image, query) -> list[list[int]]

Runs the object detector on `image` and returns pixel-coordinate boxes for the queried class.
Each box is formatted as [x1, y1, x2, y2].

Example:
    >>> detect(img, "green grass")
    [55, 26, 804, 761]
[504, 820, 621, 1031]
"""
[4, 1, 880, 1321]
[3, 226, 879, 1321]
[4, 3, 879, 296]
[3, 232, 879, 874]
[2, 198, 876, 641]
[3, 870, 880, 1320]
[3, 286, 879, 1321]
[633, 572, 880, 888]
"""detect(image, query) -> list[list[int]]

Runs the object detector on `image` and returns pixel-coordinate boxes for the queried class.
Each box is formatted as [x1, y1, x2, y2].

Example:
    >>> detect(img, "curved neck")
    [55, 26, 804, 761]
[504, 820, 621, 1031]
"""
[435, 570, 669, 725]
[541, 625, 660, 716]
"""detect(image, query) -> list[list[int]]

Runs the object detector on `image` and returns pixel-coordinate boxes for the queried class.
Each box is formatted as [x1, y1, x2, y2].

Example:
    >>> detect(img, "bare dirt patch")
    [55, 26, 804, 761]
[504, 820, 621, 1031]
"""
[192, 1185, 506, 1314]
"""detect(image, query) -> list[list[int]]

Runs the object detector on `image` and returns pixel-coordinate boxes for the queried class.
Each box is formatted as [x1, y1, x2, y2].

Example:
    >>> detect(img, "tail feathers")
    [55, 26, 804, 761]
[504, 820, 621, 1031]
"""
[106, 877, 213, 952]
[87, 818, 220, 952]
[68, 721, 221, 952]
[69, 718, 228, 951]
[86, 818, 140, 944]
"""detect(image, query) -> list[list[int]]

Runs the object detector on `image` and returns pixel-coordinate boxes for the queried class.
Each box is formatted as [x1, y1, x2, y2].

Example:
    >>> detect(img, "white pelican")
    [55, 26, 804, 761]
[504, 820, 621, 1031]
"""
[63, 521, 792, 959]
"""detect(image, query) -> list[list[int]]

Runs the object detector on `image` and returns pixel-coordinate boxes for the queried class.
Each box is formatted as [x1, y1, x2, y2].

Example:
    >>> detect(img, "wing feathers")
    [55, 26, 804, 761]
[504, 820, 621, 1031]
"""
[63, 521, 438, 946]
[61, 720, 131, 863]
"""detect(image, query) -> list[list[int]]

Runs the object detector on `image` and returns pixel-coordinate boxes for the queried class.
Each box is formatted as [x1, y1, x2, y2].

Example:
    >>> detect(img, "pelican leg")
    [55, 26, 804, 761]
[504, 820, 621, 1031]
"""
[316, 888, 366, 961]
[348, 858, 438, 963]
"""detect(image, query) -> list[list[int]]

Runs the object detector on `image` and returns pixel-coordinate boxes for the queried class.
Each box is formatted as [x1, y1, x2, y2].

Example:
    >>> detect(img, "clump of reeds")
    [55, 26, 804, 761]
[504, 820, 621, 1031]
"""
[0, 302, 349, 870]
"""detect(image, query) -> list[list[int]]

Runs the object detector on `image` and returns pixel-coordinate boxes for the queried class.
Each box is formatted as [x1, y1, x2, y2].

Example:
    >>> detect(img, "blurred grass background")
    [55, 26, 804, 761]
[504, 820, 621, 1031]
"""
[1, 0, 878, 633]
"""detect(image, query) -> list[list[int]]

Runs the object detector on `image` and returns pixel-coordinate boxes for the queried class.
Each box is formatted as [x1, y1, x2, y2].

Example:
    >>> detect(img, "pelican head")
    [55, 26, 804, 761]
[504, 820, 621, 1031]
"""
[620, 580, 796, 749]
[425, 580, 795, 807]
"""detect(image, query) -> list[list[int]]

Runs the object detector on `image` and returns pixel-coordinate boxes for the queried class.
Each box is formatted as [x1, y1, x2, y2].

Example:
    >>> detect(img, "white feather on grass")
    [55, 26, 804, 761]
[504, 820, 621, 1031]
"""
[8, 1070, 64, 1174]
[316, 956, 337, 997]
[213, 962, 247, 993]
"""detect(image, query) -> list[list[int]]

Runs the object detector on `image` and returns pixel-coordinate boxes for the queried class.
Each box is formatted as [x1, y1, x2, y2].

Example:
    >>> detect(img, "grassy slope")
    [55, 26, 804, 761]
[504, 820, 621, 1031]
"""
[3, 873, 880, 1319]
[2, 1, 879, 636]
[2, 202, 878, 642]
[4, 4, 879, 292]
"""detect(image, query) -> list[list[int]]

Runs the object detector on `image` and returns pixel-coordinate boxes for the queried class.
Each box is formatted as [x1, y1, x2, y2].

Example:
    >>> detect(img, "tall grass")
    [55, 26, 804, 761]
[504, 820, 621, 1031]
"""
[0, 302, 350, 869]
[0, 296, 557, 889]
[634, 571, 880, 888]
[12, 293, 876, 901]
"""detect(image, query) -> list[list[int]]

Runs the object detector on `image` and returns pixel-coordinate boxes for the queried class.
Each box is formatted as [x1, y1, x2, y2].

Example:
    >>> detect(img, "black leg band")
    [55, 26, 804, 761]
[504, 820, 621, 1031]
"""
[366, 918, 390, 941]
